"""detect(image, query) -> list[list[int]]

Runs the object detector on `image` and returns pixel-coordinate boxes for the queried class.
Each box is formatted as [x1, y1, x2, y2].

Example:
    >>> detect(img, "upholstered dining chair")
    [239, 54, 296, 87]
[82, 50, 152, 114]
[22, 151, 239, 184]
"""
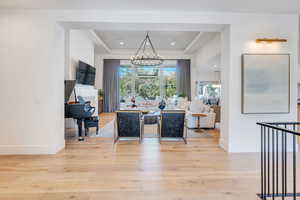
[114, 110, 144, 143]
[158, 110, 187, 144]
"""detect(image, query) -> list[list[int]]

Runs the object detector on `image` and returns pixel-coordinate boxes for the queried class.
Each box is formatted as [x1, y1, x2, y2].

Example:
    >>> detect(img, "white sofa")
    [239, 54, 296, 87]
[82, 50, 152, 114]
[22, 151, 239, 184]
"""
[186, 100, 216, 129]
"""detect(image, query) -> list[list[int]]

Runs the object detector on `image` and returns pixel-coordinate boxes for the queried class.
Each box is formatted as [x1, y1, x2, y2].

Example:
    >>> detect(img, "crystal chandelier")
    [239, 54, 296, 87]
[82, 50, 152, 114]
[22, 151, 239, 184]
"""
[130, 32, 163, 66]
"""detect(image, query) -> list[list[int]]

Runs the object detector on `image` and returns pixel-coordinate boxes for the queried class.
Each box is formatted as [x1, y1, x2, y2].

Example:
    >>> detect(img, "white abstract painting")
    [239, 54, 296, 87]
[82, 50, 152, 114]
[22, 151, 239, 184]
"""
[242, 54, 290, 114]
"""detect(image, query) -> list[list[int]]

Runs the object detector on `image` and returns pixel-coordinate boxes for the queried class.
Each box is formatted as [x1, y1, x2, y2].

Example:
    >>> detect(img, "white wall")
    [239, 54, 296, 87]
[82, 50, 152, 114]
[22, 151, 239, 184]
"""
[227, 16, 298, 152]
[193, 33, 221, 82]
[94, 50, 104, 89]
[66, 30, 95, 80]
[190, 33, 221, 100]
[298, 84, 300, 99]
[219, 26, 230, 151]
[0, 10, 298, 154]
[0, 12, 65, 154]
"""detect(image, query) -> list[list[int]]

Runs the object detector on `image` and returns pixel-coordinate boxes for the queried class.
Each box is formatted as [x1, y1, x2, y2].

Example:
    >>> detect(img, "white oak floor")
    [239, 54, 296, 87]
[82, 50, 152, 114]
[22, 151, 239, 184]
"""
[0, 113, 265, 200]
[0, 135, 266, 199]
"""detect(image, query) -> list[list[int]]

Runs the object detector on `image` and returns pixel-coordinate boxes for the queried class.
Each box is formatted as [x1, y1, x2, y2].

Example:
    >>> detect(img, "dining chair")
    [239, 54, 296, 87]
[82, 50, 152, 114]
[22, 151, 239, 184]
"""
[158, 110, 187, 143]
[114, 110, 144, 143]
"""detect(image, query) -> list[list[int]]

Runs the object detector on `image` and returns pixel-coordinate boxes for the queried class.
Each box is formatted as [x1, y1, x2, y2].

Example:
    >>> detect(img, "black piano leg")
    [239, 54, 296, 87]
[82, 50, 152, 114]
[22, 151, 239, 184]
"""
[77, 119, 84, 141]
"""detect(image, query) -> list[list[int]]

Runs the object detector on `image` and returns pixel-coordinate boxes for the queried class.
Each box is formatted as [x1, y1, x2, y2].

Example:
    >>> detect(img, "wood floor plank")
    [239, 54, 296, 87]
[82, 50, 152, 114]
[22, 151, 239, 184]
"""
[0, 116, 268, 199]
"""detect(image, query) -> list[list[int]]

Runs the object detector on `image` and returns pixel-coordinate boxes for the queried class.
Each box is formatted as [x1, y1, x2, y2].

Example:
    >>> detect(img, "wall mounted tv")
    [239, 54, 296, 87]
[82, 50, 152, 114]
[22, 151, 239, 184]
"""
[76, 60, 96, 85]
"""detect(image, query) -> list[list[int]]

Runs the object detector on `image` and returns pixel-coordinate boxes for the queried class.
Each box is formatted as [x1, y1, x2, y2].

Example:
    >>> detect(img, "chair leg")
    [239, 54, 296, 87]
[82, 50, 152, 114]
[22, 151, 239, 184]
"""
[141, 127, 144, 142]
[96, 125, 99, 135]
[114, 136, 119, 144]
[183, 120, 188, 144]
[157, 120, 161, 144]
[77, 119, 83, 137]
[113, 119, 118, 144]
[183, 137, 187, 144]
[140, 120, 144, 143]
[139, 123, 142, 143]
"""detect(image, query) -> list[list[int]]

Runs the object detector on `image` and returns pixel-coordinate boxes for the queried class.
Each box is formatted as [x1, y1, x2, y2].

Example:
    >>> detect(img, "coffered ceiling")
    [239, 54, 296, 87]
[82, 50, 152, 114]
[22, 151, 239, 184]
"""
[95, 31, 199, 51]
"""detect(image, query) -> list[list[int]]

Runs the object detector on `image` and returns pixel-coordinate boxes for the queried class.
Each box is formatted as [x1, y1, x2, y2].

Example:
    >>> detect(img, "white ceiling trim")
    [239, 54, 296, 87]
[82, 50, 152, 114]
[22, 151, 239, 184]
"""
[183, 32, 203, 54]
[110, 49, 185, 55]
[86, 30, 111, 53]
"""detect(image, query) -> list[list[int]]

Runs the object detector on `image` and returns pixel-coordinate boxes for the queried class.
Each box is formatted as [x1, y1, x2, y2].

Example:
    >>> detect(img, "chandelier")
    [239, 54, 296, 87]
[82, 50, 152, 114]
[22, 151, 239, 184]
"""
[130, 32, 163, 66]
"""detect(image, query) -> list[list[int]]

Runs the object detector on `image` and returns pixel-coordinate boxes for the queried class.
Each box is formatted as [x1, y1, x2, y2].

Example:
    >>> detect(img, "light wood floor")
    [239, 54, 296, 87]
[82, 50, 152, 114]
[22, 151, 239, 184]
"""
[99, 112, 115, 128]
[0, 114, 262, 200]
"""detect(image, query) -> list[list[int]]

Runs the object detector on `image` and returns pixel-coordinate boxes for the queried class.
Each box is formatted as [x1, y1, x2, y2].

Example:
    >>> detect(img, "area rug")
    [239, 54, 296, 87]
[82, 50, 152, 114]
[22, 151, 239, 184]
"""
[66, 119, 213, 139]
[90, 121, 212, 138]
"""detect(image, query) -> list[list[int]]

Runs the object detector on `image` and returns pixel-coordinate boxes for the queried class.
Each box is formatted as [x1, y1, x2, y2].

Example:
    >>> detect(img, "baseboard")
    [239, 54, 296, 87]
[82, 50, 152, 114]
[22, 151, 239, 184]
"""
[219, 138, 228, 152]
[0, 143, 65, 155]
[52, 139, 65, 154]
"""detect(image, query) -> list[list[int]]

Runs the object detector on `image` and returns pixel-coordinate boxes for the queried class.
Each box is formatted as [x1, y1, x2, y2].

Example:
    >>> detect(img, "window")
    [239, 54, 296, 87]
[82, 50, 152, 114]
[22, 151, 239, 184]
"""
[162, 67, 177, 98]
[196, 81, 221, 105]
[135, 76, 160, 100]
[119, 66, 134, 99]
[119, 60, 177, 102]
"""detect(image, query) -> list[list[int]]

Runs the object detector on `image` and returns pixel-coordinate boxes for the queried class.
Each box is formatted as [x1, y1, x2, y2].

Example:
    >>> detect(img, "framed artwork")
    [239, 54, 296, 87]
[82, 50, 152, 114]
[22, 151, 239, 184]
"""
[241, 54, 290, 114]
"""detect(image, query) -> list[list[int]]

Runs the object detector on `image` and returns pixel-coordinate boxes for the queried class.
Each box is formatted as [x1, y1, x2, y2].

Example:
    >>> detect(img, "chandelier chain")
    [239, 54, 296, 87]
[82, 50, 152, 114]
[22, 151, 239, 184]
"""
[130, 32, 164, 66]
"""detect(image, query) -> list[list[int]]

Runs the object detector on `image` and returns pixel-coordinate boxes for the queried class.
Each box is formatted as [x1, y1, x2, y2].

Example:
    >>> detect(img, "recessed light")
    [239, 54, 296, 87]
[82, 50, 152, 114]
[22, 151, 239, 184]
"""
[170, 41, 176, 46]
[119, 41, 125, 46]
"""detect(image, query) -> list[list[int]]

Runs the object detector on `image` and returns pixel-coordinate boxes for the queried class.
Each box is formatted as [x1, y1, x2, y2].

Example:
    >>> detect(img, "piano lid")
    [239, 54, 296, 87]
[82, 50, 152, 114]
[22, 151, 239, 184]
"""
[64, 80, 76, 103]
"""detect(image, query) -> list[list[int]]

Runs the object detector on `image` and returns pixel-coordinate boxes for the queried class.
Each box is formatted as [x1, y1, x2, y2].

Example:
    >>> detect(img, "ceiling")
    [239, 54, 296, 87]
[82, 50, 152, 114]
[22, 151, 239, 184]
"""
[95, 31, 199, 51]
[1, 0, 300, 14]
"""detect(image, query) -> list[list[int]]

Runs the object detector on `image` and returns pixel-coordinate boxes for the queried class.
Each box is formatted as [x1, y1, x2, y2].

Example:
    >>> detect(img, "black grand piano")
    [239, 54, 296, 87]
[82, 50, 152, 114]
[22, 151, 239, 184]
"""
[64, 80, 96, 139]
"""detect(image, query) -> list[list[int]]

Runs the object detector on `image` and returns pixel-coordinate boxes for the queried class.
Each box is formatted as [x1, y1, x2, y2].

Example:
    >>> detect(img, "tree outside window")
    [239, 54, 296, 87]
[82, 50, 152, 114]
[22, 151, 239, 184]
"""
[119, 60, 177, 102]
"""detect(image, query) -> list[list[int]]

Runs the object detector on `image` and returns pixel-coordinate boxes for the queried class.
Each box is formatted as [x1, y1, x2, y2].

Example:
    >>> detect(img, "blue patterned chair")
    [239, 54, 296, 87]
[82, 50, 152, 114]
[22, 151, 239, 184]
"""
[114, 111, 144, 143]
[158, 110, 187, 143]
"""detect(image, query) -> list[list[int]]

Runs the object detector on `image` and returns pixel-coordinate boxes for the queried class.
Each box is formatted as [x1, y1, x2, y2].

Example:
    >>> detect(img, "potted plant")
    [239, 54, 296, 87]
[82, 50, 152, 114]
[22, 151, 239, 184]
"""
[98, 89, 104, 100]
[177, 93, 186, 98]
[177, 93, 188, 101]
[98, 89, 104, 114]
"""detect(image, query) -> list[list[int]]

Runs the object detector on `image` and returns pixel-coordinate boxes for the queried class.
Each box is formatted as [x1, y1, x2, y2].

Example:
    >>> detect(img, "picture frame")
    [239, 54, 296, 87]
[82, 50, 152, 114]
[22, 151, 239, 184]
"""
[241, 54, 290, 114]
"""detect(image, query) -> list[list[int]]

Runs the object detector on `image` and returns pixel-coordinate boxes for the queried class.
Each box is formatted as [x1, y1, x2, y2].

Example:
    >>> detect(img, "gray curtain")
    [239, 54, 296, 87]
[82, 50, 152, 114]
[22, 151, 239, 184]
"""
[176, 59, 191, 100]
[103, 59, 120, 112]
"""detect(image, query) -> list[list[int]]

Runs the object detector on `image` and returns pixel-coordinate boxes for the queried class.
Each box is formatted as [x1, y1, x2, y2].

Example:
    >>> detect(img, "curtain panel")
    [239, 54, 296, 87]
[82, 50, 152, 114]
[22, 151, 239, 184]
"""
[176, 59, 191, 100]
[103, 59, 120, 112]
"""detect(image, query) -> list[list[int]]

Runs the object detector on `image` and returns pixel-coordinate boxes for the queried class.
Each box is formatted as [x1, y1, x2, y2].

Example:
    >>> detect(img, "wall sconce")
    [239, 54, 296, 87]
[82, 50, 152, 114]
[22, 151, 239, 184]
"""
[256, 38, 287, 43]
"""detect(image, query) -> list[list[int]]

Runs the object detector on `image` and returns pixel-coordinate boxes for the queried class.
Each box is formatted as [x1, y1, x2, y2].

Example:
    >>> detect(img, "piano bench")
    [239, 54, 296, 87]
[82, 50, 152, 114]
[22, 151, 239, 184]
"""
[84, 117, 99, 136]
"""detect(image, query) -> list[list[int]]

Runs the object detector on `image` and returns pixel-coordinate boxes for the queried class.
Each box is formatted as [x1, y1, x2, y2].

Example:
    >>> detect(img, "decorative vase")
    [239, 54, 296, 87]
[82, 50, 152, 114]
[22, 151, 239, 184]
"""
[158, 99, 166, 110]
[131, 96, 137, 108]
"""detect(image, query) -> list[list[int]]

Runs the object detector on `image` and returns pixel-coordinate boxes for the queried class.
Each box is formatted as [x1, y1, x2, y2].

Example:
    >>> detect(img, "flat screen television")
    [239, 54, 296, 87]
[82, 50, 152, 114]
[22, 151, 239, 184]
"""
[76, 60, 96, 85]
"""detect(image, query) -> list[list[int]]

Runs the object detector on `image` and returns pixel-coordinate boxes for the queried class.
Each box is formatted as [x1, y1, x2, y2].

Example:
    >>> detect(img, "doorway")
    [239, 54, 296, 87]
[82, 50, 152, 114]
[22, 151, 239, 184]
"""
[62, 23, 229, 151]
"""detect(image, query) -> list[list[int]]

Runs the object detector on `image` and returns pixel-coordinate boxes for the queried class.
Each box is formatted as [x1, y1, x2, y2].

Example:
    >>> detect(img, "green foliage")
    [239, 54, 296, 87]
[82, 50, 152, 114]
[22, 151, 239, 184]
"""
[164, 72, 176, 98]
[98, 89, 104, 97]
[119, 66, 177, 100]
[177, 93, 186, 98]
[135, 77, 160, 100]
[120, 67, 134, 98]
[206, 84, 218, 97]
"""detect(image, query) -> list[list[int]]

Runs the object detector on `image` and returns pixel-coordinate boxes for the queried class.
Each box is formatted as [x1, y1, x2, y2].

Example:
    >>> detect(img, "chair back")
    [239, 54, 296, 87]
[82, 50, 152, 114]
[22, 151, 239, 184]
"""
[116, 111, 141, 137]
[160, 110, 185, 138]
